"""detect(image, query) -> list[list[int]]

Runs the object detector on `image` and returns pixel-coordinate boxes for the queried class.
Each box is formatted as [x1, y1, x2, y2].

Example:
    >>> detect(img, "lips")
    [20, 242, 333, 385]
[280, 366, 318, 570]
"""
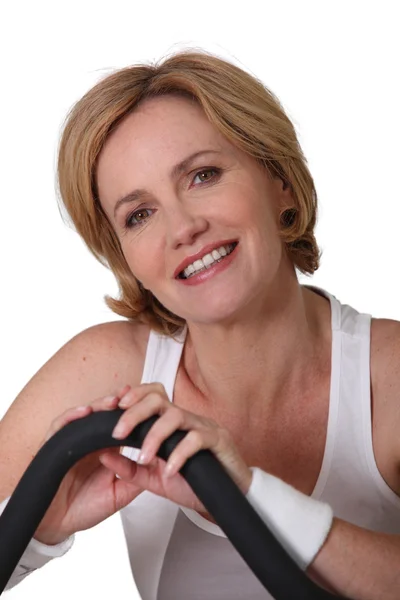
[173, 240, 239, 279]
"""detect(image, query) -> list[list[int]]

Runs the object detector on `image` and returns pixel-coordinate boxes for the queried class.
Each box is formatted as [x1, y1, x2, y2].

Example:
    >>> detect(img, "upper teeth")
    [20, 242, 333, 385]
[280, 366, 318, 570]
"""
[181, 244, 235, 279]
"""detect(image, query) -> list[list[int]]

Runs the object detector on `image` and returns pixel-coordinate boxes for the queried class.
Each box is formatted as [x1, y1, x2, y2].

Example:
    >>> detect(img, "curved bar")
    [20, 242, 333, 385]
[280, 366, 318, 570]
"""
[0, 409, 344, 598]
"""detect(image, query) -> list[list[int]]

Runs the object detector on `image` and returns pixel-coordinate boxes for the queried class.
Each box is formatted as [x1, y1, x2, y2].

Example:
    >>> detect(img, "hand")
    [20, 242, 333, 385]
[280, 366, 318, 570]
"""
[35, 382, 252, 544]
[34, 385, 143, 545]
[105, 382, 253, 516]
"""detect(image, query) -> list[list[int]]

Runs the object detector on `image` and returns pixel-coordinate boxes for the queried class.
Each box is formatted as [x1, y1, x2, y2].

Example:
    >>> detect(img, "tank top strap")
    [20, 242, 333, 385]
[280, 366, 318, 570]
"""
[302, 285, 342, 499]
[303, 284, 341, 331]
[120, 326, 186, 463]
[309, 288, 400, 528]
[141, 326, 187, 401]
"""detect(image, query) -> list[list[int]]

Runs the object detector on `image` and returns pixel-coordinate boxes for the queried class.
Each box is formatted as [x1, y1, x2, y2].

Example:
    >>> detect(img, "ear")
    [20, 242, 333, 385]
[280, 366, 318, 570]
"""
[275, 176, 293, 213]
[275, 174, 292, 193]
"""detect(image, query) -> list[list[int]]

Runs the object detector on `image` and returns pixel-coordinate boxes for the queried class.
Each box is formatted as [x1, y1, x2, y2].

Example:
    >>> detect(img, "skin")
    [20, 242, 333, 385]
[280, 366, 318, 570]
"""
[97, 94, 331, 419]
[25, 95, 400, 597]
[94, 95, 400, 598]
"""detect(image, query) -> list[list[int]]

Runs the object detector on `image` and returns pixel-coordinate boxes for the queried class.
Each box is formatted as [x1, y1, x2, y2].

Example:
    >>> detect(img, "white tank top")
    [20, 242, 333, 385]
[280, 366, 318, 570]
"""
[120, 285, 400, 599]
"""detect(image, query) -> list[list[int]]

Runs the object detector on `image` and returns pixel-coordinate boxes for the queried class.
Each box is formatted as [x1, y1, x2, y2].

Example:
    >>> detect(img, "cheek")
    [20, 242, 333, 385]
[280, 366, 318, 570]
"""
[121, 236, 164, 288]
[226, 179, 277, 220]
[231, 194, 280, 241]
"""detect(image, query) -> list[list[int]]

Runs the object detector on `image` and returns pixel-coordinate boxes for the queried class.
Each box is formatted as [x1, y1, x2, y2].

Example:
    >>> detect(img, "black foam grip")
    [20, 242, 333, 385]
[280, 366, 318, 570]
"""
[0, 409, 344, 598]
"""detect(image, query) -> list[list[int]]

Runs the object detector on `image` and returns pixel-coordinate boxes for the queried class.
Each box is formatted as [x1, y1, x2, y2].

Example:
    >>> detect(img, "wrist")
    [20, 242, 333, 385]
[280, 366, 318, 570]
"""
[240, 467, 253, 496]
[29, 532, 75, 559]
[245, 467, 333, 570]
[34, 526, 71, 547]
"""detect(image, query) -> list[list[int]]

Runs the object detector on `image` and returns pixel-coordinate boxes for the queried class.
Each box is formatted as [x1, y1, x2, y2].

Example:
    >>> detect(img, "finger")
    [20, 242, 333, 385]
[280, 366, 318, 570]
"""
[163, 428, 217, 477]
[90, 394, 120, 411]
[165, 426, 251, 493]
[87, 385, 131, 413]
[99, 451, 138, 480]
[118, 382, 167, 409]
[111, 392, 170, 439]
[137, 406, 192, 464]
[117, 384, 131, 398]
[137, 406, 217, 469]
[44, 393, 121, 443]
[44, 405, 93, 442]
[99, 450, 159, 488]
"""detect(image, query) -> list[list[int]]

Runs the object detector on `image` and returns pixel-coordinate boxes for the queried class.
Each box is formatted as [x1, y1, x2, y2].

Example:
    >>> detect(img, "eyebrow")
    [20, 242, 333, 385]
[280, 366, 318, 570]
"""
[113, 149, 222, 217]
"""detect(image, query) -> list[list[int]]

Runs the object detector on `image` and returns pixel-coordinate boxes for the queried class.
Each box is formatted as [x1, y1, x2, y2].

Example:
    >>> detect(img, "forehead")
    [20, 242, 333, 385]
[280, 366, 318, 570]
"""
[96, 95, 237, 207]
[99, 95, 229, 168]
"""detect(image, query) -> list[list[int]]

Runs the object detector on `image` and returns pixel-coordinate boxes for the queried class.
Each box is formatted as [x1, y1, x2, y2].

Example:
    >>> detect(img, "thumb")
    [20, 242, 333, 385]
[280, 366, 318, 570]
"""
[99, 450, 138, 481]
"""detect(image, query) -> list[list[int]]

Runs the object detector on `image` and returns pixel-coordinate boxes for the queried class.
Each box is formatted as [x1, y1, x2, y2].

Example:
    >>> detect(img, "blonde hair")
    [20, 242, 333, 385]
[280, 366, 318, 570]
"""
[58, 50, 321, 336]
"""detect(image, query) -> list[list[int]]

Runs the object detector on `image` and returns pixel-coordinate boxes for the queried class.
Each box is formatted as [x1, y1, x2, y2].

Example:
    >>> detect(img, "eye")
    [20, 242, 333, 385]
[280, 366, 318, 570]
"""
[123, 168, 221, 230]
[191, 167, 221, 186]
[125, 207, 154, 229]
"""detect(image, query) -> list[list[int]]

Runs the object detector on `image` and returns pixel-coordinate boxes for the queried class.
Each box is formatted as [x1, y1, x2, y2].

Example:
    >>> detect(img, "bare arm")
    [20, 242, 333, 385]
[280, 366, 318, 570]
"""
[0, 320, 146, 501]
[309, 320, 400, 598]
[309, 520, 400, 599]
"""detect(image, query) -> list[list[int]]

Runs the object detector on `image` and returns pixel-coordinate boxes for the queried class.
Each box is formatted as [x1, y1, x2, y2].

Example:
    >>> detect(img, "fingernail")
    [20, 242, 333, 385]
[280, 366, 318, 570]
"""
[137, 450, 148, 464]
[118, 384, 131, 398]
[112, 423, 126, 439]
[118, 397, 130, 408]
[104, 395, 117, 403]
[164, 461, 176, 477]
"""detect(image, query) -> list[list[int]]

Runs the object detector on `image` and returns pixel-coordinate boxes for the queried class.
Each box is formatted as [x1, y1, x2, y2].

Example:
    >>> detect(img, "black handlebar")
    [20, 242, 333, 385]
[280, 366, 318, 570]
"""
[0, 409, 344, 598]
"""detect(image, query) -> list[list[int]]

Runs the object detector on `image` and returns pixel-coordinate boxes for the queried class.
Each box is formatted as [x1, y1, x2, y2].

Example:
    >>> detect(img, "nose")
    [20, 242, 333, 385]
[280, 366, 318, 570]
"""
[165, 201, 209, 249]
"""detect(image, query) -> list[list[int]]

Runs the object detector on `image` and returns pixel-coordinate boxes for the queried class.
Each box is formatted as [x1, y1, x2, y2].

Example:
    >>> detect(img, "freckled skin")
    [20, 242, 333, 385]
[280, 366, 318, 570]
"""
[96, 94, 293, 327]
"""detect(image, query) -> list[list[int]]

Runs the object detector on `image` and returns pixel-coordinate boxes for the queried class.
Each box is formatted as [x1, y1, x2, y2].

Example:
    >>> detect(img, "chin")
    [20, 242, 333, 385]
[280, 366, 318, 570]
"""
[160, 282, 258, 325]
[182, 297, 250, 326]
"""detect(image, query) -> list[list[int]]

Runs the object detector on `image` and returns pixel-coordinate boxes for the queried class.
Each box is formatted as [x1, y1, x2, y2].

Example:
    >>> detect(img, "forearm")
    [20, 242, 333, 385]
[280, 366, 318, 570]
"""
[309, 518, 400, 599]
[4, 535, 75, 591]
[245, 468, 400, 598]
[0, 496, 74, 591]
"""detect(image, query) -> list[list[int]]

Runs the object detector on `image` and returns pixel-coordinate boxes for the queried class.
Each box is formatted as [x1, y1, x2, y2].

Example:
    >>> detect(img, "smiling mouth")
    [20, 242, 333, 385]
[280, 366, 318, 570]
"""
[177, 242, 238, 280]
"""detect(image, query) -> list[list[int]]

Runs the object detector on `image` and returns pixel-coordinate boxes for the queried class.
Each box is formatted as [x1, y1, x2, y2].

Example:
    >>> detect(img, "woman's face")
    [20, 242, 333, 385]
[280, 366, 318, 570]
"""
[97, 95, 293, 325]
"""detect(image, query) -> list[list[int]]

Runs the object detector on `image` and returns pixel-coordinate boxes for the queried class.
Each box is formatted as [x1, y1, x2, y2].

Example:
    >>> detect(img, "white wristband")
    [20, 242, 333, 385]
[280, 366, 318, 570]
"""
[245, 468, 333, 570]
[0, 496, 75, 590]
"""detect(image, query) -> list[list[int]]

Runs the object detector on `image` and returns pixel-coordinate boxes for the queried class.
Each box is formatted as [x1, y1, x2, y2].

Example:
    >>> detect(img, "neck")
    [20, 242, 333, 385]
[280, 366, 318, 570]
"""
[182, 282, 332, 420]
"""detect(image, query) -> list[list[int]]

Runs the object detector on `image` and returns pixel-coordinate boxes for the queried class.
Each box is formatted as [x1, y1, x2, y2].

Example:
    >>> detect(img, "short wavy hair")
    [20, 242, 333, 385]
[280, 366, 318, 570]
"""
[57, 49, 321, 336]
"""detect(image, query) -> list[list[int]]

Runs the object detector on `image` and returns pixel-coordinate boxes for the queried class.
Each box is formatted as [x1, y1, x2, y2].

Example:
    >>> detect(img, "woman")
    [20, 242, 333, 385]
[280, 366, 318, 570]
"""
[1, 50, 399, 599]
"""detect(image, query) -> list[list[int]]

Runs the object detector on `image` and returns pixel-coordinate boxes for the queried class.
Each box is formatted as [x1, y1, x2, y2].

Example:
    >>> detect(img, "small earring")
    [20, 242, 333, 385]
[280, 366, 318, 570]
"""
[280, 207, 297, 227]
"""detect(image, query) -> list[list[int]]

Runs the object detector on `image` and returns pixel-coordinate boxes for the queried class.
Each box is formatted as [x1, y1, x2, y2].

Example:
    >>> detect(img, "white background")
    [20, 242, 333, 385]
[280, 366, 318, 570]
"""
[0, 1, 399, 598]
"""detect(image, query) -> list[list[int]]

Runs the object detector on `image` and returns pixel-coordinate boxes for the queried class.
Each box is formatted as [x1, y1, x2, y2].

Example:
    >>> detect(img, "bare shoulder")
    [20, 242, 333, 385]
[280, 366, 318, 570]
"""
[61, 318, 151, 377]
[20, 319, 151, 403]
[370, 317, 400, 385]
[370, 316, 400, 432]
[370, 317, 400, 490]
[0, 319, 150, 498]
